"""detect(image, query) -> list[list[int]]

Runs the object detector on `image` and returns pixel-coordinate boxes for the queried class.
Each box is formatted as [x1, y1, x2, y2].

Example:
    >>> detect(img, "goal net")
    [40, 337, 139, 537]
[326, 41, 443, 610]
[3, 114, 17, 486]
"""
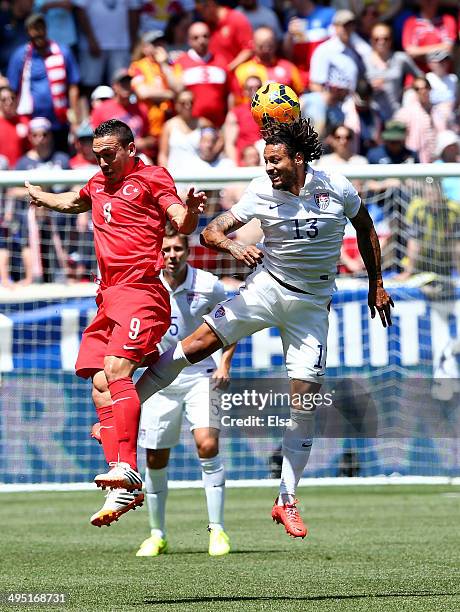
[1, 164, 459, 485]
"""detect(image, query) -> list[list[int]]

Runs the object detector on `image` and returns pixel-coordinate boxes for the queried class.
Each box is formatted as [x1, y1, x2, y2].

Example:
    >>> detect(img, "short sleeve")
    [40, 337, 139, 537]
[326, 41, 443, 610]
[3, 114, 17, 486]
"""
[230, 182, 258, 223]
[79, 178, 92, 204]
[343, 178, 361, 219]
[149, 166, 182, 213]
[211, 279, 227, 306]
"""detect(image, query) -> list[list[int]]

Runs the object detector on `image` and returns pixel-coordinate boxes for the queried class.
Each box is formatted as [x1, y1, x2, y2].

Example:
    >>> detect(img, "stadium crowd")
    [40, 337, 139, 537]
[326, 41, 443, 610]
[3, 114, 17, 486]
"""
[1, 0, 460, 285]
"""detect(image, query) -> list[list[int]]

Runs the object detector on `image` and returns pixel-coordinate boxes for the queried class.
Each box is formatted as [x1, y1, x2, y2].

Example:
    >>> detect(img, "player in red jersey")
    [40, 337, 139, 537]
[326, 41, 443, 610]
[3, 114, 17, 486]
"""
[26, 119, 207, 527]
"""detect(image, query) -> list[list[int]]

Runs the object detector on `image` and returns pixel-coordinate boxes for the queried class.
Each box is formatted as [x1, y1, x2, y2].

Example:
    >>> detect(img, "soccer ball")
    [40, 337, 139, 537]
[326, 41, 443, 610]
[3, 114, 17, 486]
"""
[251, 82, 300, 127]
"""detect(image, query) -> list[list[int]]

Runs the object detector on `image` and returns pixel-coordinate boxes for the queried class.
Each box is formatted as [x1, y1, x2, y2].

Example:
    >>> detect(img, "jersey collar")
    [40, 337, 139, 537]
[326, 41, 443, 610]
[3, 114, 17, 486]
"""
[161, 264, 195, 294]
[299, 165, 315, 197]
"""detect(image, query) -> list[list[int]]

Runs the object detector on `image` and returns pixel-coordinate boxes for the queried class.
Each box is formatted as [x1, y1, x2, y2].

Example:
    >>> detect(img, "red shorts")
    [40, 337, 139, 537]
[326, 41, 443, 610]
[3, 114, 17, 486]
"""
[75, 281, 170, 379]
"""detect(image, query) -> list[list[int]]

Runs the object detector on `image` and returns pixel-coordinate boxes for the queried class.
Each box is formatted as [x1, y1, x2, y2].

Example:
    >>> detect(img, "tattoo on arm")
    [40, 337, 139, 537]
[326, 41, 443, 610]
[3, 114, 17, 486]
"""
[201, 211, 246, 254]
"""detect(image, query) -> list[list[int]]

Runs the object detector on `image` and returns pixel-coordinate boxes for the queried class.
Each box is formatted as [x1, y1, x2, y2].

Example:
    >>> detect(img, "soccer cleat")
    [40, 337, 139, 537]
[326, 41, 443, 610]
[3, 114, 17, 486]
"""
[90, 488, 144, 527]
[94, 461, 143, 491]
[271, 497, 307, 538]
[208, 527, 231, 556]
[91, 422, 102, 444]
[136, 534, 168, 557]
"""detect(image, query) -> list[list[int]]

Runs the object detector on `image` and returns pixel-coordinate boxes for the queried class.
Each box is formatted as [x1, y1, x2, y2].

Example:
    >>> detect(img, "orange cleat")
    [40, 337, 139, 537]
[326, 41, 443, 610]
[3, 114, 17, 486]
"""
[271, 497, 307, 538]
[91, 422, 102, 444]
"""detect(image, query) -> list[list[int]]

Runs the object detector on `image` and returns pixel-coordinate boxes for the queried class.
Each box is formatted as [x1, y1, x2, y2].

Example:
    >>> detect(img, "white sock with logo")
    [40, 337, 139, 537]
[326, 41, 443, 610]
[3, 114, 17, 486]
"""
[200, 455, 225, 530]
[136, 342, 191, 402]
[145, 467, 168, 538]
[278, 409, 315, 505]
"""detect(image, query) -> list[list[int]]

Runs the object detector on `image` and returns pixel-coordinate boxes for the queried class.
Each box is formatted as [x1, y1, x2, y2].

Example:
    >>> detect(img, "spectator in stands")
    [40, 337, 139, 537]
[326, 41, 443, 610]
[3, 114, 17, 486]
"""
[89, 85, 114, 110]
[0, 155, 15, 286]
[283, 0, 335, 89]
[237, 0, 282, 41]
[233, 26, 304, 103]
[309, 9, 370, 93]
[394, 76, 437, 163]
[300, 73, 352, 139]
[364, 22, 423, 122]
[11, 116, 71, 283]
[426, 49, 458, 128]
[34, 0, 78, 52]
[193, 127, 235, 171]
[402, 0, 457, 74]
[7, 13, 80, 153]
[158, 89, 212, 172]
[195, 0, 254, 72]
[129, 30, 177, 160]
[161, 11, 194, 64]
[74, 0, 140, 99]
[174, 21, 231, 128]
[349, 79, 382, 156]
[0, 0, 33, 74]
[367, 120, 419, 165]
[69, 121, 96, 169]
[90, 69, 154, 157]
[223, 75, 262, 166]
[434, 130, 460, 203]
[0, 86, 29, 168]
[317, 124, 367, 168]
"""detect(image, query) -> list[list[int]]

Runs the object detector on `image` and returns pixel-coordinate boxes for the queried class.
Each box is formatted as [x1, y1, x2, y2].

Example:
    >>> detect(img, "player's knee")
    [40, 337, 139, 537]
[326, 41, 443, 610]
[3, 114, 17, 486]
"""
[146, 448, 170, 469]
[196, 436, 219, 458]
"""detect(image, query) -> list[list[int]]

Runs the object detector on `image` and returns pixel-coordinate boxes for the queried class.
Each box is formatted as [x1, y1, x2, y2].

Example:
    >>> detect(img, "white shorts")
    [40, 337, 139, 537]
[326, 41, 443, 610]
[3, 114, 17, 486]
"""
[138, 372, 221, 450]
[203, 268, 330, 382]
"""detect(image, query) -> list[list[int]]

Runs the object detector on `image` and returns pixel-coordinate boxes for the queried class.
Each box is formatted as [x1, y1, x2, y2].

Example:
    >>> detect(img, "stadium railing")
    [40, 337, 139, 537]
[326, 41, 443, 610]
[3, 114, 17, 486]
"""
[1, 164, 460, 489]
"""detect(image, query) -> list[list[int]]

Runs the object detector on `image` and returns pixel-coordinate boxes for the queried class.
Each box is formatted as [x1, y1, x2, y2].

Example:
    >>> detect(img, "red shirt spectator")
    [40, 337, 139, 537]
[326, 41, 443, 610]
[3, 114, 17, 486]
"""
[402, 1, 457, 73]
[90, 69, 152, 154]
[0, 86, 29, 167]
[223, 75, 262, 166]
[195, 0, 253, 71]
[174, 21, 230, 127]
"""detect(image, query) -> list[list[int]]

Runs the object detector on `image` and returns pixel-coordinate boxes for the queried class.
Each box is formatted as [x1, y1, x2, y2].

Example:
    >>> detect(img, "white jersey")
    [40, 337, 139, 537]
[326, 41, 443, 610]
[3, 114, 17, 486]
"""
[231, 166, 361, 295]
[160, 264, 227, 379]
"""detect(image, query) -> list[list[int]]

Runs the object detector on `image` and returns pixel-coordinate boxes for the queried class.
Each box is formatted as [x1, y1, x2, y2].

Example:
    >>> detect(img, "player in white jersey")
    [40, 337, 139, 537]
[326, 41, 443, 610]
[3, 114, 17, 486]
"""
[135, 225, 236, 557]
[136, 118, 393, 539]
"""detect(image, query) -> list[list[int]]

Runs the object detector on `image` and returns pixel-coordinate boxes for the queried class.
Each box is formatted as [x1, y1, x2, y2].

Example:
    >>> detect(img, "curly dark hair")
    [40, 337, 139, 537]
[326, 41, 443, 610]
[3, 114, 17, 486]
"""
[93, 119, 134, 147]
[262, 117, 323, 163]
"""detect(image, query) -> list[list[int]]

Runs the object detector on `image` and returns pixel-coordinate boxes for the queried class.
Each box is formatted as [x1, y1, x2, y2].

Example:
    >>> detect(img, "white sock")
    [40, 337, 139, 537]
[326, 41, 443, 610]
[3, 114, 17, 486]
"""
[136, 342, 191, 403]
[145, 467, 168, 537]
[200, 455, 225, 529]
[278, 409, 315, 505]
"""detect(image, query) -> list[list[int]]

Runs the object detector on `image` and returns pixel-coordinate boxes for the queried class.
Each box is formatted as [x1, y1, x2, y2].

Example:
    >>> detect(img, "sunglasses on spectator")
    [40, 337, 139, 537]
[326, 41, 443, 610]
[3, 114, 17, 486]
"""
[372, 36, 391, 41]
[414, 85, 429, 91]
[334, 133, 352, 141]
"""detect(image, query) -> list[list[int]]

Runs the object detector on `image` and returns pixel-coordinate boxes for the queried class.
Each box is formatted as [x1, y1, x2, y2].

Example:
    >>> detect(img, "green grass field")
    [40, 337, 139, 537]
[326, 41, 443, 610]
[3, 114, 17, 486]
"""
[1, 485, 460, 612]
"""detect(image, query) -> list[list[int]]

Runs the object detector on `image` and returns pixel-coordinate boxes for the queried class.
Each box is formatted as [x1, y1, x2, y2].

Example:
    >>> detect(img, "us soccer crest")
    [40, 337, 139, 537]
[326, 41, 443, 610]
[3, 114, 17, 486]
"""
[214, 305, 226, 319]
[314, 192, 330, 210]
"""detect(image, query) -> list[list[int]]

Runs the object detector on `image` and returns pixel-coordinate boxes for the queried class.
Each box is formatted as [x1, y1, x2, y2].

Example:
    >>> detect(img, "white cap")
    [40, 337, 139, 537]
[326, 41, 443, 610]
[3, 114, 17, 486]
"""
[435, 130, 459, 157]
[90, 85, 114, 101]
[29, 116, 52, 133]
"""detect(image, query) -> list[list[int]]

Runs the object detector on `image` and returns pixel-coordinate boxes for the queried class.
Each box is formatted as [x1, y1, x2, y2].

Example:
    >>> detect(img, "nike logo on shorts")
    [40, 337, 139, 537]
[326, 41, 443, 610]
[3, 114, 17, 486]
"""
[123, 345, 138, 350]
[96, 187, 104, 192]
[269, 203, 283, 209]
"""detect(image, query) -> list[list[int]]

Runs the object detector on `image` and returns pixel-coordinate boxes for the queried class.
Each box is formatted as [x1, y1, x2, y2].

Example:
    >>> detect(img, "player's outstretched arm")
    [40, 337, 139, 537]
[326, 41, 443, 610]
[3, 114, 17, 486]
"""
[212, 342, 237, 389]
[167, 187, 207, 234]
[26, 181, 91, 214]
[201, 211, 264, 268]
[351, 203, 394, 328]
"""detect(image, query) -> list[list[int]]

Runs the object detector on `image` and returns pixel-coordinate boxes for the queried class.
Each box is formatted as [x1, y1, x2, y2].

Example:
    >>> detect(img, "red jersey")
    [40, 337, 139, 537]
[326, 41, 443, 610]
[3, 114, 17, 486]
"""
[0, 116, 29, 167]
[209, 7, 253, 67]
[174, 50, 230, 127]
[231, 103, 261, 165]
[402, 14, 457, 71]
[79, 159, 182, 287]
